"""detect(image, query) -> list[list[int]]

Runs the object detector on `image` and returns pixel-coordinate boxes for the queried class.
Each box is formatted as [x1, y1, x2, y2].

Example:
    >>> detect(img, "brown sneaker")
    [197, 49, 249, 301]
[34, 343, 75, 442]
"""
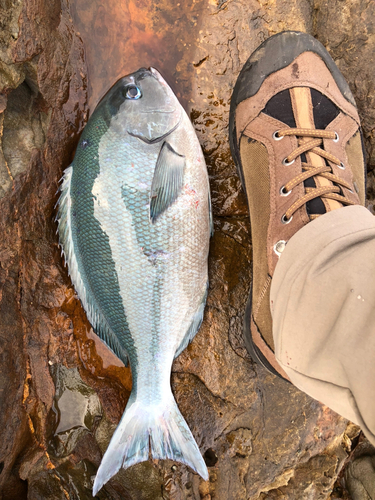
[229, 31, 366, 380]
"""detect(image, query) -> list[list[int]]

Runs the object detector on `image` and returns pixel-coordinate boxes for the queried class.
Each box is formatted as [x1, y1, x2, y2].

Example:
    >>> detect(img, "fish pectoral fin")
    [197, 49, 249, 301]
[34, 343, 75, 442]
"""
[150, 141, 185, 223]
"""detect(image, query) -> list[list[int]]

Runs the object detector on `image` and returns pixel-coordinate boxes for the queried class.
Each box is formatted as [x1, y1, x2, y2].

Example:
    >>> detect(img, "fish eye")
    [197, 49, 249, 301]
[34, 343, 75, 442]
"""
[124, 85, 142, 100]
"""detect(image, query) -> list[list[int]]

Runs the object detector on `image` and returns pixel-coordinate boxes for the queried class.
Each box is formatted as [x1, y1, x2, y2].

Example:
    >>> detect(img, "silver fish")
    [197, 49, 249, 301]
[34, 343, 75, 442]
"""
[56, 67, 212, 494]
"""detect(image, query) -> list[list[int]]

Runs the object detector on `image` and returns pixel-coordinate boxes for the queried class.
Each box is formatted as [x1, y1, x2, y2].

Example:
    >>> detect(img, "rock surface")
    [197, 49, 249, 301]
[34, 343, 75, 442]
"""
[0, 0, 374, 499]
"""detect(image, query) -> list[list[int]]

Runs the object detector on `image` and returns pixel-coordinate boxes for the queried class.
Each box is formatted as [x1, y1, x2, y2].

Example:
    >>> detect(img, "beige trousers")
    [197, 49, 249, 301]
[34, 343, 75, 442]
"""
[271, 205, 375, 445]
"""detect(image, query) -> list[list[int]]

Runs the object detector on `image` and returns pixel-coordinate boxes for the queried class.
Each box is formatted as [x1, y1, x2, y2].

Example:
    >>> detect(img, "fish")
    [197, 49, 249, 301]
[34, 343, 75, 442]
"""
[56, 67, 212, 494]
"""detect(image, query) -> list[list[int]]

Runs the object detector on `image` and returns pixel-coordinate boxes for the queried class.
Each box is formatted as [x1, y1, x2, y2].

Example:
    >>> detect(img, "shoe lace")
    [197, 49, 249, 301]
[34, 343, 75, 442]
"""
[275, 128, 355, 223]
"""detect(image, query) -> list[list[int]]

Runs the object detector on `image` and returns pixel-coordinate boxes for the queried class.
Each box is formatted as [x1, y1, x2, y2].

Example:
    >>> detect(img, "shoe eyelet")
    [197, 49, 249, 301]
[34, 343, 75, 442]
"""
[274, 240, 287, 256]
[281, 214, 293, 224]
[273, 131, 284, 141]
[280, 186, 292, 196]
[333, 132, 339, 142]
[338, 162, 345, 170]
[282, 158, 295, 166]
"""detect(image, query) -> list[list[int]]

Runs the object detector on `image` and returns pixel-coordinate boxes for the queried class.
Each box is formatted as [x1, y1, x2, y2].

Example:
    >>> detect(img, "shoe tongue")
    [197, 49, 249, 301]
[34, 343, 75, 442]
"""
[264, 87, 341, 218]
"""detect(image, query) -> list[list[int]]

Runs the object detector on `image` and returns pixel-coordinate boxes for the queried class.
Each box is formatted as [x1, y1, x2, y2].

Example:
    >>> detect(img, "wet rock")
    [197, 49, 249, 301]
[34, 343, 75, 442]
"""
[49, 365, 102, 456]
[224, 428, 252, 458]
[0, 0, 25, 90]
[345, 454, 375, 500]
[0, 81, 49, 199]
[0, 0, 89, 497]
[0, 0, 374, 499]
[0, 112, 11, 198]
[312, 0, 375, 170]
[330, 433, 375, 500]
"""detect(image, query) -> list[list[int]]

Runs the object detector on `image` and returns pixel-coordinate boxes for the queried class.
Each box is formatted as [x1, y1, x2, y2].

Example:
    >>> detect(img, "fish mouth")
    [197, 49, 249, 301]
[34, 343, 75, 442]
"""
[149, 67, 164, 81]
[127, 116, 181, 144]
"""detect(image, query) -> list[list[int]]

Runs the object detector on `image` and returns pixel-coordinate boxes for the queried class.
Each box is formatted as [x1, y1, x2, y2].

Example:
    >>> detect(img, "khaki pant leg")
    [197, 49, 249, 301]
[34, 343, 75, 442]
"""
[270, 205, 375, 445]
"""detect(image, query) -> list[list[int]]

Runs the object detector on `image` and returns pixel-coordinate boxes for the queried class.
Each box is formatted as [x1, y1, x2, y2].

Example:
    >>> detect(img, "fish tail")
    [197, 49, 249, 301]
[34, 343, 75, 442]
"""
[92, 395, 208, 495]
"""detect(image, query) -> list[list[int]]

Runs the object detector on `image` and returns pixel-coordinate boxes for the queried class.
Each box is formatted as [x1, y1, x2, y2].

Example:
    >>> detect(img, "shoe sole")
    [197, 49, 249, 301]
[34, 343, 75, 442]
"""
[229, 30, 358, 376]
[243, 283, 287, 378]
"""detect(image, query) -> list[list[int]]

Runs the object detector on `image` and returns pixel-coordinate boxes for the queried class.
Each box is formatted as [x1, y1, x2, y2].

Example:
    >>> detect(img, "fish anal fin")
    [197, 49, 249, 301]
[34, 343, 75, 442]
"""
[174, 283, 208, 359]
[94, 319, 129, 367]
[150, 141, 185, 223]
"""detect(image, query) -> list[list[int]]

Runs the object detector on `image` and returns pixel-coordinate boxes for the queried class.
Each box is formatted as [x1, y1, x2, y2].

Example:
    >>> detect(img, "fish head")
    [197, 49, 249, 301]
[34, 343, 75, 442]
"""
[94, 67, 182, 143]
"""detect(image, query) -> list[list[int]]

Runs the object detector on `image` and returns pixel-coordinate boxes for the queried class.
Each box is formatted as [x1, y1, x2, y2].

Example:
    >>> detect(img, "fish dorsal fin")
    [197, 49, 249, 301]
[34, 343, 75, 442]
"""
[56, 165, 129, 366]
[150, 141, 185, 223]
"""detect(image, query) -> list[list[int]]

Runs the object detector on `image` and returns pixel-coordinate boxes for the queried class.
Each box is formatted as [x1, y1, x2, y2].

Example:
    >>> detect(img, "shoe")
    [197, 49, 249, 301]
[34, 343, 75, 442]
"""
[229, 31, 366, 380]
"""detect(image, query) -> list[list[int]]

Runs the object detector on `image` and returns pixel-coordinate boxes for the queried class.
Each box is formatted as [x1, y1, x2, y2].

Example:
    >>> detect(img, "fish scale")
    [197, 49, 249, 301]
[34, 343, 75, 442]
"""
[56, 67, 211, 494]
